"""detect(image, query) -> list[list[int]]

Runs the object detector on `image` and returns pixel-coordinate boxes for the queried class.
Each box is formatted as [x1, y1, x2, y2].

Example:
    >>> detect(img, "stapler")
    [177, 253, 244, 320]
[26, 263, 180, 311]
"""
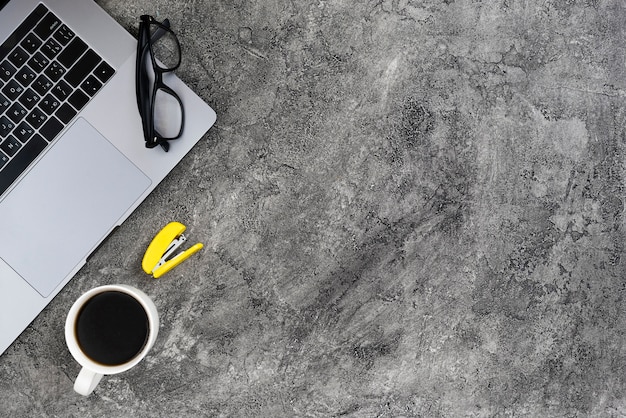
[142, 222, 203, 278]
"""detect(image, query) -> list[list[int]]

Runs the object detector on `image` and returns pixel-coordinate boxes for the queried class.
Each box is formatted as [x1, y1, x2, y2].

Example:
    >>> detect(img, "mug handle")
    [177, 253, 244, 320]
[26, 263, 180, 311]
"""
[74, 367, 103, 396]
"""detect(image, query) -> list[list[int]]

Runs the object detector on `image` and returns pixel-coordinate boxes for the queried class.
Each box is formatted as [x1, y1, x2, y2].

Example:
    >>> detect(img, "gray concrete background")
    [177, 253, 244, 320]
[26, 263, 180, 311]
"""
[2, 0, 626, 416]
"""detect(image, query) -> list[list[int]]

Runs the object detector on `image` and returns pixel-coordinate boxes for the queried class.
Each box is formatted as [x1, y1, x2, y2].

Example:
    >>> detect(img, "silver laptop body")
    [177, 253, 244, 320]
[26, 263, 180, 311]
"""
[0, 0, 216, 355]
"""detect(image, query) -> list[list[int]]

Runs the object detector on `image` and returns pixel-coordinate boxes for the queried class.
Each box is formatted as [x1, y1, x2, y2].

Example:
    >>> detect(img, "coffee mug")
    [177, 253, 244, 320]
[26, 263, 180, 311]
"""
[65, 284, 159, 396]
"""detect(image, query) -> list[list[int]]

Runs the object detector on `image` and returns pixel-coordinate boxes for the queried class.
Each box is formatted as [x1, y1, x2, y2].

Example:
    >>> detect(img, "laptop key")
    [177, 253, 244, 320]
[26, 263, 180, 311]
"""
[6, 102, 27, 124]
[40, 116, 63, 141]
[28, 52, 50, 72]
[94, 61, 115, 83]
[13, 121, 35, 143]
[41, 38, 62, 59]
[81, 75, 102, 97]
[34, 12, 61, 41]
[0, 135, 21, 157]
[32, 75, 53, 95]
[68, 89, 89, 110]
[58, 38, 87, 69]
[65, 49, 101, 87]
[39, 94, 60, 115]
[44, 61, 65, 82]
[0, 116, 14, 138]
[55, 103, 77, 124]
[53, 24, 75, 46]
[15, 66, 36, 87]
[0, 60, 16, 82]
[52, 80, 72, 101]
[26, 108, 47, 129]
[20, 33, 42, 54]
[0, 134, 48, 196]
[2, 79, 25, 100]
[18, 88, 40, 110]
[8, 47, 28, 68]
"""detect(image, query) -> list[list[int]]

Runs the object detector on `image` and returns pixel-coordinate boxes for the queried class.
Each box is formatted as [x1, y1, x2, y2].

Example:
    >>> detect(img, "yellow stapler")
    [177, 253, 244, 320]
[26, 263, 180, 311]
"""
[142, 222, 203, 278]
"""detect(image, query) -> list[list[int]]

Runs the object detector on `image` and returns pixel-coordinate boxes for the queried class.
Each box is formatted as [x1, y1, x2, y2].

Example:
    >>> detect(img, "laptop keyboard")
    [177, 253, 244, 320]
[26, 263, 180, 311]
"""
[0, 4, 115, 196]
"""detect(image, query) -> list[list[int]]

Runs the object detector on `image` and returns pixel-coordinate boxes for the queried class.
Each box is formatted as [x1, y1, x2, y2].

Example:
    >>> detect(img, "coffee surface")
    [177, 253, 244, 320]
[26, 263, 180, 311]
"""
[75, 291, 149, 366]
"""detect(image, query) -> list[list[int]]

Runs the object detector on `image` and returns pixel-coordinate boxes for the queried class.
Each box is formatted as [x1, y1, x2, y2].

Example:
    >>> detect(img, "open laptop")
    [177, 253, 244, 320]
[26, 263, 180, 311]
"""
[0, 0, 216, 355]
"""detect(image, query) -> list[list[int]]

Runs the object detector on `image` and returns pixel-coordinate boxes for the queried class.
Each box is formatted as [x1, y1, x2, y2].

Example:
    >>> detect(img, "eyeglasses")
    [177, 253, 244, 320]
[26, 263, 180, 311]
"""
[135, 15, 185, 152]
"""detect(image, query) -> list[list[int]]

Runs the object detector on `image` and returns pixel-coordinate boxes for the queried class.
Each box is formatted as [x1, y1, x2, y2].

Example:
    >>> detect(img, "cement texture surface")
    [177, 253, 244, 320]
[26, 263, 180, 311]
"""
[2, 0, 626, 416]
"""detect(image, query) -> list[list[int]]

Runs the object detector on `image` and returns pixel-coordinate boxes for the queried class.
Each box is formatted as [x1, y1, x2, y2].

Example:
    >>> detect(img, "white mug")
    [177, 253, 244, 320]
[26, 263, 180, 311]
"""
[65, 284, 159, 396]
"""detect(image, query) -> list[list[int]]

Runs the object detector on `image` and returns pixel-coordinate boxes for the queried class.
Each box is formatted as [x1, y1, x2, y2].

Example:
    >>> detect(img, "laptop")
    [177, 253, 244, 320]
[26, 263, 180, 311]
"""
[0, 0, 216, 355]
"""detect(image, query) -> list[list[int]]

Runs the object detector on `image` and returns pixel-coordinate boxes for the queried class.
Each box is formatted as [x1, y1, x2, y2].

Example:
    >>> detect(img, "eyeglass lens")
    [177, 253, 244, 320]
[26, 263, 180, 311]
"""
[153, 88, 183, 138]
[149, 23, 180, 70]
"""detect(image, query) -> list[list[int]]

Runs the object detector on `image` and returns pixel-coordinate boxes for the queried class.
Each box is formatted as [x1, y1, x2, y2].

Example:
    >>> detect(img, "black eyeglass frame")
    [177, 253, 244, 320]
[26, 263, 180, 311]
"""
[135, 15, 185, 152]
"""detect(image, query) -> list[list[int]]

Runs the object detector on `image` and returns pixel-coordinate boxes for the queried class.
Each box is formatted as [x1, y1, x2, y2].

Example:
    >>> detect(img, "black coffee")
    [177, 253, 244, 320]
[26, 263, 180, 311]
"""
[75, 291, 149, 366]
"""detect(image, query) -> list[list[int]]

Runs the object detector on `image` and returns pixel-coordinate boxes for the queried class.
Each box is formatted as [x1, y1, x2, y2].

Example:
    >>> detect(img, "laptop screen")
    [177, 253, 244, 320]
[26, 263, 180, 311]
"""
[0, 0, 9, 11]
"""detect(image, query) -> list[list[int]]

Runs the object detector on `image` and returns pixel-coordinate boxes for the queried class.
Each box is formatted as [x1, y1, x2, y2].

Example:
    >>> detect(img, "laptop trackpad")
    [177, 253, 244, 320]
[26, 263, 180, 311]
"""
[0, 118, 151, 297]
